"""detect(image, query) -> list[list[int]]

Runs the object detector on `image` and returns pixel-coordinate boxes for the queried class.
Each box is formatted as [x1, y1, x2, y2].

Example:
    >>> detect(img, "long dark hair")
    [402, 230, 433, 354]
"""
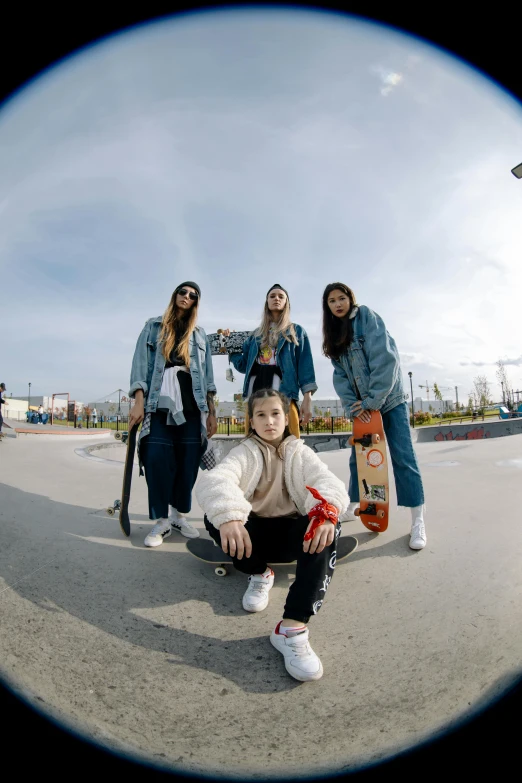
[244, 389, 292, 458]
[322, 282, 358, 361]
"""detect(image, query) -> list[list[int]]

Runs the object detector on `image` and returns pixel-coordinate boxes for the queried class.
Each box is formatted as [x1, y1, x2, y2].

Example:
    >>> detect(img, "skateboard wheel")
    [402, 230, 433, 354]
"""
[106, 507, 115, 516]
[377, 510, 385, 519]
[115, 432, 122, 440]
[372, 434, 380, 444]
[354, 508, 360, 517]
[348, 436, 354, 447]
[215, 566, 228, 577]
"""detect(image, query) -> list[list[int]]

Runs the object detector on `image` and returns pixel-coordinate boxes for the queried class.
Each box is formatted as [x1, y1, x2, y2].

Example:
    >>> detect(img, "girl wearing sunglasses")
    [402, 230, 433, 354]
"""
[223, 284, 317, 437]
[128, 282, 217, 547]
[322, 282, 427, 550]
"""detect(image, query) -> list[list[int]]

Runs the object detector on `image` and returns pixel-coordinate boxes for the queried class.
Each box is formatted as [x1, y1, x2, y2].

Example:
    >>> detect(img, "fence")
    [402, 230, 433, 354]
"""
[28, 414, 354, 435]
[215, 416, 353, 436]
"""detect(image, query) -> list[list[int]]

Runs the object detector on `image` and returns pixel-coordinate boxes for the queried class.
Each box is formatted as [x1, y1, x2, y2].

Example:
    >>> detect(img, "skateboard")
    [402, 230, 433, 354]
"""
[114, 430, 129, 444]
[106, 424, 138, 536]
[0, 421, 12, 440]
[207, 330, 250, 356]
[348, 411, 389, 532]
[186, 534, 358, 577]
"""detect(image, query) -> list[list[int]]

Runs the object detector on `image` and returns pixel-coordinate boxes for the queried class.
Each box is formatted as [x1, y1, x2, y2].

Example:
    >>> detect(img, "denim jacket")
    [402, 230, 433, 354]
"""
[331, 305, 407, 416]
[230, 323, 317, 402]
[129, 316, 216, 424]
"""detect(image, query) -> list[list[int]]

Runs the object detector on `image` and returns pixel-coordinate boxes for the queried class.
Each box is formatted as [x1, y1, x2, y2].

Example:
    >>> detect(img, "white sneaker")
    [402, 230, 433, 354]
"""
[270, 622, 323, 681]
[144, 519, 172, 547]
[409, 519, 427, 550]
[340, 503, 359, 522]
[168, 507, 199, 539]
[242, 569, 274, 612]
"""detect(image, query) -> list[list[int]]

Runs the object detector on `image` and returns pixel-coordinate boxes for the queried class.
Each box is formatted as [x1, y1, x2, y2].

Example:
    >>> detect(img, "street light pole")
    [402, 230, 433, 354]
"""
[408, 372, 415, 427]
[28, 382, 31, 412]
[455, 386, 459, 412]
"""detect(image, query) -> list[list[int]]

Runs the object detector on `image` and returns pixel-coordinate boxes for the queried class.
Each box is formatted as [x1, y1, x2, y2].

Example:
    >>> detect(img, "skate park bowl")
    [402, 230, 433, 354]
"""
[2, 421, 522, 780]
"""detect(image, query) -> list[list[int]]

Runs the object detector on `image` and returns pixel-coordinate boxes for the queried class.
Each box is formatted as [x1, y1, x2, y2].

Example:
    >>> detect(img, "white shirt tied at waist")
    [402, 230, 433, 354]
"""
[158, 365, 209, 445]
[138, 365, 216, 472]
[159, 365, 191, 423]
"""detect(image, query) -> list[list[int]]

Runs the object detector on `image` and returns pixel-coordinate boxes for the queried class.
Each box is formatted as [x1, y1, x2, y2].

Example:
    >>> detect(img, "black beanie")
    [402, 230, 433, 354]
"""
[266, 283, 289, 298]
[175, 281, 201, 298]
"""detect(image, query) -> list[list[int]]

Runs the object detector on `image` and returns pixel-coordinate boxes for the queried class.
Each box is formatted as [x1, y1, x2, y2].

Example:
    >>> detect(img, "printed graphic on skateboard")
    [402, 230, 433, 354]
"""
[207, 330, 250, 356]
[106, 423, 138, 537]
[186, 535, 358, 577]
[349, 411, 389, 532]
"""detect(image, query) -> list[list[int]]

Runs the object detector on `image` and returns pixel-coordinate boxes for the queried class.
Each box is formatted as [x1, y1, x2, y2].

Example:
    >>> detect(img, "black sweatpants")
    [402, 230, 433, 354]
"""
[204, 513, 342, 624]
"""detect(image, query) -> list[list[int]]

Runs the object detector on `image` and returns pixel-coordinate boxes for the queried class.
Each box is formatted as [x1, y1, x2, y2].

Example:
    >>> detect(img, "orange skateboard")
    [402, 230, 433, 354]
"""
[348, 411, 389, 532]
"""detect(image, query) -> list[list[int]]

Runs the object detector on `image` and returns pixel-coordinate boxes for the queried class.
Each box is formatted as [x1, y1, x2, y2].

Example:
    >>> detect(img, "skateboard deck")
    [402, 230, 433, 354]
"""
[207, 330, 250, 356]
[349, 411, 389, 532]
[106, 424, 138, 536]
[186, 534, 358, 577]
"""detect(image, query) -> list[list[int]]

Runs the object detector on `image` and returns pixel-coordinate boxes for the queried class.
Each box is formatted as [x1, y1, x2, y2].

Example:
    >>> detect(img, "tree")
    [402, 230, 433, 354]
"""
[433, 382, 443, 402]
[466, 396, 474, 415]
[496, 359, 513, 408]
[472, 375, 493, 413]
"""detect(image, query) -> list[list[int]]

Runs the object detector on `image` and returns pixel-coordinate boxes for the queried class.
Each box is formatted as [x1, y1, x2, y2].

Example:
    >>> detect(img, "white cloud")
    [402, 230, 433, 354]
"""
[371, 65, 404, 96]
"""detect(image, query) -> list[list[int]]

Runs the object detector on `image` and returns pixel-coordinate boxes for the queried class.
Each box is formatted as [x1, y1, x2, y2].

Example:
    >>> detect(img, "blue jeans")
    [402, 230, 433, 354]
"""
[140, 410, 202, 519]
[349, 403, 424, 507]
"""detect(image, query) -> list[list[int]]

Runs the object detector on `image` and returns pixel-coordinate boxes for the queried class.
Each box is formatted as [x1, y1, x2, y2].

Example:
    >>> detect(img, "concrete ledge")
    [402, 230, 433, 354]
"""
[211, 433, 350, 460]
[415, 418, 522, 442]
[15, 428, 112, 438]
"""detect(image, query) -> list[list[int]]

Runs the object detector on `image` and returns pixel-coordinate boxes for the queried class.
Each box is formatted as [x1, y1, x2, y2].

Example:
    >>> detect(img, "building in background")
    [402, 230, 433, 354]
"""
[413, 397, 454, 414]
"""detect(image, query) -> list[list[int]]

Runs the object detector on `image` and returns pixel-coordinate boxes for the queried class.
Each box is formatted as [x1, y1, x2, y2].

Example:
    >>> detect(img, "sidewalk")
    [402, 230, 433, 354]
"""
[4, 417, 112, 437]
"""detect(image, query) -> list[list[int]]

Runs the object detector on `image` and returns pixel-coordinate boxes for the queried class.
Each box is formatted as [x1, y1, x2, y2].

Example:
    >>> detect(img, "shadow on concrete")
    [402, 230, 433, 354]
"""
[349, 530, 420, 560]
[0, 483, 374, 694]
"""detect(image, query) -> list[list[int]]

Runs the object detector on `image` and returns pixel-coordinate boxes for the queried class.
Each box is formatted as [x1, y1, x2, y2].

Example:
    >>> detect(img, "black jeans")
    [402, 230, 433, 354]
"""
[140, 410, 202, 519]
[204, 513, 341, 624]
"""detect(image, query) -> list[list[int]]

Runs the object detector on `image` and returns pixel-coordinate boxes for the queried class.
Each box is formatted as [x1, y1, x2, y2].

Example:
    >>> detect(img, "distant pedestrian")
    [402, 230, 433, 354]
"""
[0, 382, 8, 437]
[38, 405, 44, 424]
[92, 407, 98, 425]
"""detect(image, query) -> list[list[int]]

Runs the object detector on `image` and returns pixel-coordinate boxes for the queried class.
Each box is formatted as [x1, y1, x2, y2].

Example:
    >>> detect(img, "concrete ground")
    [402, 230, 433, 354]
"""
[1, 430, 521, 779]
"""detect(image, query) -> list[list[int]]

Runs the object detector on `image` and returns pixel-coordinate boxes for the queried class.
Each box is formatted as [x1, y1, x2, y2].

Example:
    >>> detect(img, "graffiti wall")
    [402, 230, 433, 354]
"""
[416, 419, 522, 442]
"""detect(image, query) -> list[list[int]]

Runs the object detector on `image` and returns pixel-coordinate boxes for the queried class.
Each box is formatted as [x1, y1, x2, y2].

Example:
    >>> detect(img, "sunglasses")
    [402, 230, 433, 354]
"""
[177, 289, 199, 301]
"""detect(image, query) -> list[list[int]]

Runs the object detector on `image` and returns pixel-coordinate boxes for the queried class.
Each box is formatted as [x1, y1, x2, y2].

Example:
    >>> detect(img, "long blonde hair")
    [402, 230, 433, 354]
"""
[159, 290, 199, 366]
[253, 290, 298, 348]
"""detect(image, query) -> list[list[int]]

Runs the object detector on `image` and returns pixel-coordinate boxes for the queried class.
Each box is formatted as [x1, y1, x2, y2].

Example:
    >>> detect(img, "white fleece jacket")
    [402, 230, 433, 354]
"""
[196, 437, 350, 528]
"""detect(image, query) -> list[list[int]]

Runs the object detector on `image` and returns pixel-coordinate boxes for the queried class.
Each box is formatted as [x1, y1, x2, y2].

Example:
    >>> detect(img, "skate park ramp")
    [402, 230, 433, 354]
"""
[0, 431, 521, 779]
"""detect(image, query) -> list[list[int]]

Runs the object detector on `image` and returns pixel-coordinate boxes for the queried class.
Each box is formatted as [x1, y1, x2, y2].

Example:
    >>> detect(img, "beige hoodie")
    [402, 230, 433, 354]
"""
[250, 434, 300, 518]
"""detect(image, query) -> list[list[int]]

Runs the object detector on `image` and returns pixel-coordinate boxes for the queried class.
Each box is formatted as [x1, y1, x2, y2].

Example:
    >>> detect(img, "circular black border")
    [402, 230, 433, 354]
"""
[1, 2, 521, 781]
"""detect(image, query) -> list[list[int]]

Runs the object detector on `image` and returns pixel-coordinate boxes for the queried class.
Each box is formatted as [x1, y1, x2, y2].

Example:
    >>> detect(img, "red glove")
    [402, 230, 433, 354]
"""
[304, 486, 339, 541]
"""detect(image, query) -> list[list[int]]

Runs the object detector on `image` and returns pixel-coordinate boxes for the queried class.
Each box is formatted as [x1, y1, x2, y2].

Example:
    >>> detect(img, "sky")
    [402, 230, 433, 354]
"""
[1, 7, 521, 408]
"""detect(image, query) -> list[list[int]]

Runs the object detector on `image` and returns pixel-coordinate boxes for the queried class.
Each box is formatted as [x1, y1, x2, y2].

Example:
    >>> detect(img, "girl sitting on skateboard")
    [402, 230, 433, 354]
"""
[222, 284, 317, 437]
[128, 281, 217, 547]
[322, 282, 426, 550]
[195, 388, 349, 682]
